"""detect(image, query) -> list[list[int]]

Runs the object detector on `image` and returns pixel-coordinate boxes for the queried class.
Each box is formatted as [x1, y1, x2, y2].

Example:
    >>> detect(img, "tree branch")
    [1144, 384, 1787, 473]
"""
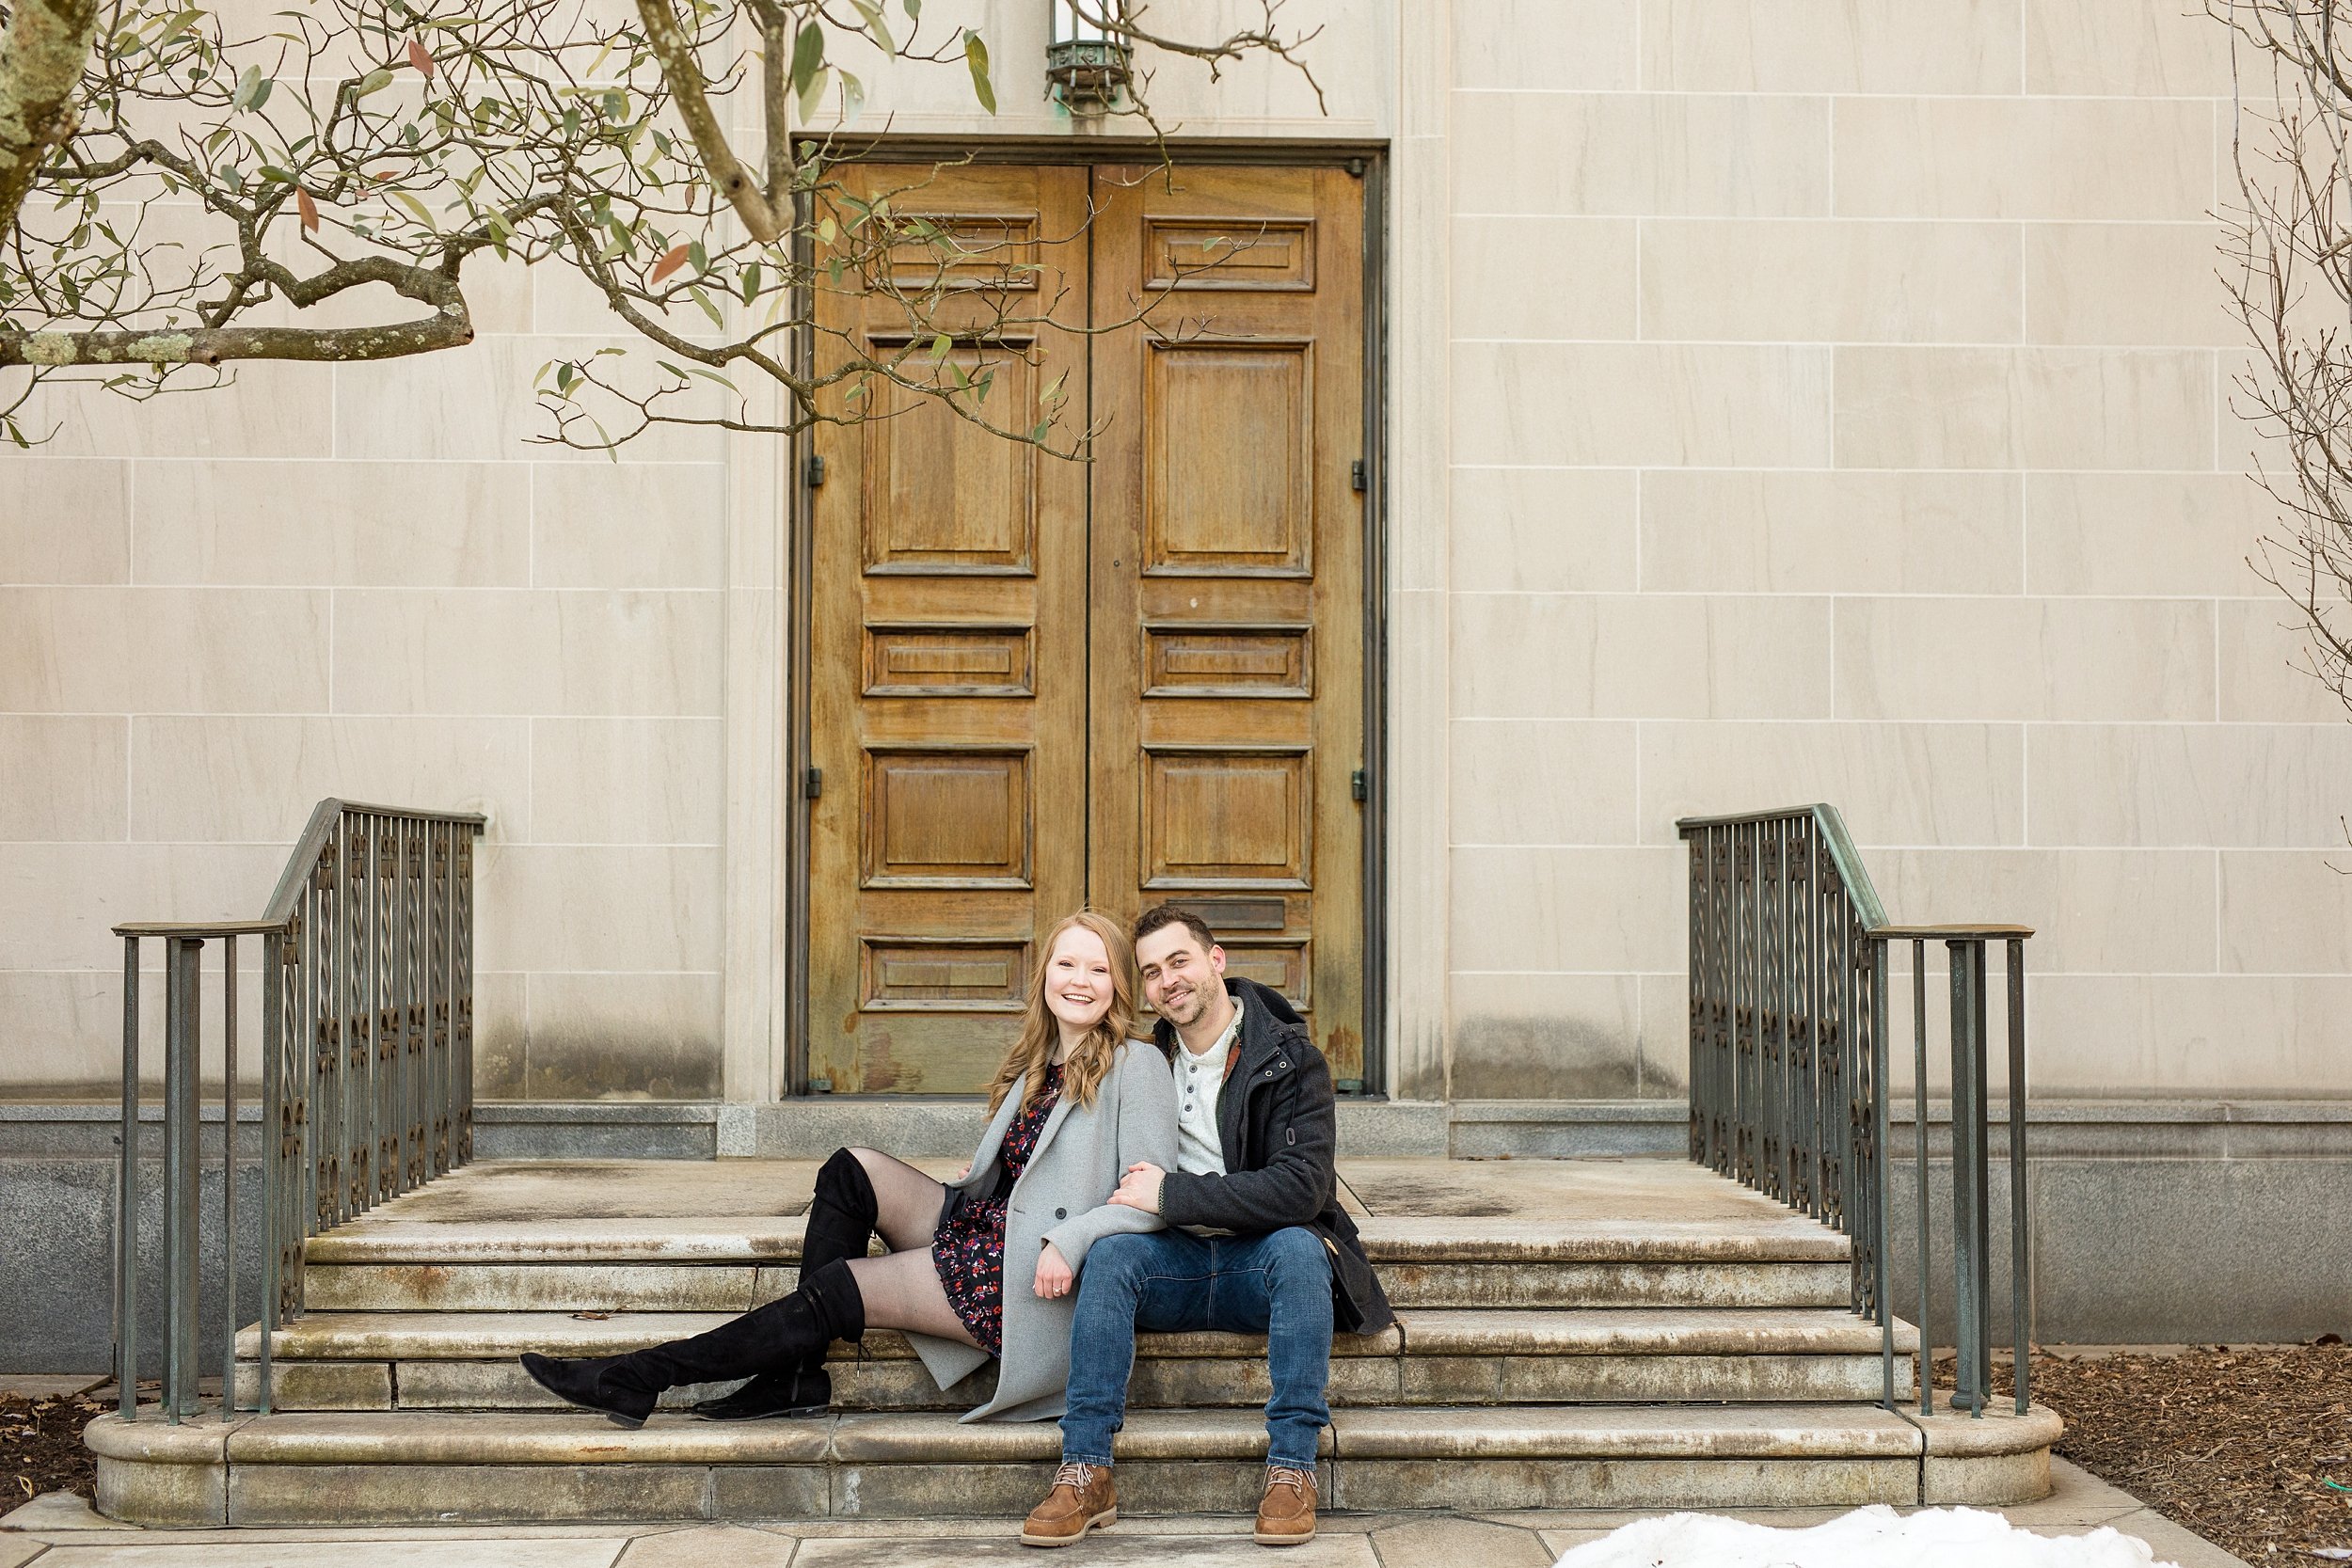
[0, 0, 101, 235]
[0, 255, 473, 366]
[633, 0, 782, 242]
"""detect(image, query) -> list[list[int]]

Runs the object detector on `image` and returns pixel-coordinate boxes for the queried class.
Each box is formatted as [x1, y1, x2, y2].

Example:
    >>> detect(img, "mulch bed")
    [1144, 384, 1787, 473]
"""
[1946, 1341, 2352, 1563]
[1, 1388, 104, 1505]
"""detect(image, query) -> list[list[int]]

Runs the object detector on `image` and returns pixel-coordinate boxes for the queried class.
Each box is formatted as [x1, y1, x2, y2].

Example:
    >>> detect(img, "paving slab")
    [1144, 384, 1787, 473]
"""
[1366, 1515, 1552, 1568]
[0, 1493, 127, 1531]
[610, 1525, 802, 1566]
[791, 1534, 1378, 1566]
[0, 1538, 47, 1568]
[2046, 1510, 2255, 1568]
[0, 1377, 106, 1398]
[18, 1542, 630, 1567]
[1534, 1530, 1616, 1558]
[1998, 1457, 2150, 1527]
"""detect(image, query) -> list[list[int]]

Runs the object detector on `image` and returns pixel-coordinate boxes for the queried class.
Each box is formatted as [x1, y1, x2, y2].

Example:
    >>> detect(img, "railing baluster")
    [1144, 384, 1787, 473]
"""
[2009, 937, 2030, 1417]
[222, 934, 238, 1419]
[163, 937, 199, 1422]
[1871, 936, 1893, 1408]
[1914, 939, 1931, 1418]
[117, 936, 139, 1420]
[1971, 938, 1994, 1416]
[260, 930, 281, 1416]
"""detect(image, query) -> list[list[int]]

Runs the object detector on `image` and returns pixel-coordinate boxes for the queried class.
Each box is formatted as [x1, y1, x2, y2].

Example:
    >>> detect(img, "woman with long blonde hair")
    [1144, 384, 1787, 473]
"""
[519, 911, 1179, 1426]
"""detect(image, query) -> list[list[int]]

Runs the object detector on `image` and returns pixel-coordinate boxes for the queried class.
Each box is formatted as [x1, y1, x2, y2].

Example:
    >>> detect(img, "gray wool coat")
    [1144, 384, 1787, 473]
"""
[906, 1037, 1178, 1423]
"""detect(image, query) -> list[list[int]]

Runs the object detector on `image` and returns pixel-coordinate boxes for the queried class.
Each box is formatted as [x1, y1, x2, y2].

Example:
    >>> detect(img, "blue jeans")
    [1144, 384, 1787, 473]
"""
[1059, 1227, 1333, 1471]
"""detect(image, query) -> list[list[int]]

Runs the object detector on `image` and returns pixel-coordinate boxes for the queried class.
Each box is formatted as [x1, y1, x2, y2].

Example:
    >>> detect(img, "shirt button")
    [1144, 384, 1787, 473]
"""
[1055, 1207, 1067, 1219]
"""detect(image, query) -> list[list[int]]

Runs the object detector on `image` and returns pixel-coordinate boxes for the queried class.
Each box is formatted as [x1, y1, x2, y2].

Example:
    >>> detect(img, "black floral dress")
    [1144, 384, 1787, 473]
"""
[930, 1063, 1062, 1355]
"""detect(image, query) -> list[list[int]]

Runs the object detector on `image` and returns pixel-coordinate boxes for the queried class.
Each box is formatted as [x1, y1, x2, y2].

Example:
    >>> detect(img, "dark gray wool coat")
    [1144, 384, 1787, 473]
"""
[905, 1037, 1178, 1422]
[1152, 976, 1396, 1336]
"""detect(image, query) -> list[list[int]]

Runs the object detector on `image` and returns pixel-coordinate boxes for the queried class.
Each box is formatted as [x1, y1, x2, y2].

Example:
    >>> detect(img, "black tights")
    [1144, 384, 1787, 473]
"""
[836, 1148, 983, 1349]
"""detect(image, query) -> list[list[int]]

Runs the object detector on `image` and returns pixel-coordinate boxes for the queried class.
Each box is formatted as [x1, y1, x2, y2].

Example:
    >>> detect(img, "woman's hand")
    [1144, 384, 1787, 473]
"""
[1033, 1241, 1074, 1300]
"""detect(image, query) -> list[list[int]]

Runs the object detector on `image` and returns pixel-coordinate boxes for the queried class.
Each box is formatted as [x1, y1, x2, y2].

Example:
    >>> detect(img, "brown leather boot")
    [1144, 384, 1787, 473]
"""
[1254, 1465, 1318, 1546]
[1019, 1461, 1119, 1548]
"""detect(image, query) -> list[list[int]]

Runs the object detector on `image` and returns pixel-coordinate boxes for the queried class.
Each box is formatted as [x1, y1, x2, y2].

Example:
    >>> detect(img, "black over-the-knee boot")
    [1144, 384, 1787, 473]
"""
[694, 1147, 881, 1419]
[520, 1258, 866, 1429]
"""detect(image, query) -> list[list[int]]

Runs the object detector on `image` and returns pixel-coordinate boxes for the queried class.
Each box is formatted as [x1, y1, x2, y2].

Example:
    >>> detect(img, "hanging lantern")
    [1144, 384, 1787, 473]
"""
[1046, 0, 1130, 115]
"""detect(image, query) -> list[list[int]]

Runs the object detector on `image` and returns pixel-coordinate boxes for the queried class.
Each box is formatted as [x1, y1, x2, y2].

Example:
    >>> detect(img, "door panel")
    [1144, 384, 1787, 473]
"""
[807, 160, 1368, 1091]
[806, 165, 1091, 1093]
[1089, 164, 1367, 1082]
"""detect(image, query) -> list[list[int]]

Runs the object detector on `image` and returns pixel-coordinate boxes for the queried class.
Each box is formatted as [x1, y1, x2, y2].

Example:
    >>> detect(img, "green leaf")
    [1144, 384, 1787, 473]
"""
[962, 30, 995, 114]
[789, 22, 825, 98]
[231, 64, 262, 109]
[1030, 419, 1051, 443]
[390, 190, 437, 230]
[690, 287, 725, 330]
[816, 215, 836, 245]
[928, 332, 950, 359]
[1041, 371, 1066, 404]
[838, 70, 866, 126]
[356, 67, 393, 97]
[850, 0, 892, 54]
[796, 63, 831, 123]
[903, 0, 920, 18]
[740, 262, 763, 303]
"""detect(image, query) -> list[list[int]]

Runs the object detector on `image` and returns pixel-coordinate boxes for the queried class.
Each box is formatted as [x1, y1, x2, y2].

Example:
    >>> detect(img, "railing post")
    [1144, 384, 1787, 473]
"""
[260, 929, 282, 1416]
[1913, 939, 1931, 1418]
[117, 935, 139, 1420]
[1871, 936, 1893, 1408]
[1947, 936, 1979, 1418]
[1971, 939, 1993, 1415]
[2009, 937, 2031, 1416]
[162, 936, 201, 1422]
[221, 934, 238, 1418]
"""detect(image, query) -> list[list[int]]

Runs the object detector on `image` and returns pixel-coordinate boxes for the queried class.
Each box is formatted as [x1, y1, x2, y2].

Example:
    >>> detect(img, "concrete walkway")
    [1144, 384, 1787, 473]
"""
[0, 1459, 2250, 1567]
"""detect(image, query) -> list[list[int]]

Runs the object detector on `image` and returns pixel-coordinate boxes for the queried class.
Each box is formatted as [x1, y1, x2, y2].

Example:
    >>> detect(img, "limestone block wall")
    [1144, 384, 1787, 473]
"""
[0, 252, 734, 1099]
[1436, 0, 2352, 1101]
[4, 0, 2344, 1108]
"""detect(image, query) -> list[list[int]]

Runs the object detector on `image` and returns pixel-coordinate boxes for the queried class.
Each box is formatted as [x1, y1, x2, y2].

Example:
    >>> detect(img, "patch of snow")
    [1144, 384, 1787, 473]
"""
[1554, 1506, 2181, 1568]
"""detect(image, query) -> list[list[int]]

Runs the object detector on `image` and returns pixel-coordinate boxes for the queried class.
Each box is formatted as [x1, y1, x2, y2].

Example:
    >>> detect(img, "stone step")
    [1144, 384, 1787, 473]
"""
[230, 1307, 1918, 1413]
[297, 1216, 1854, 1315]
[87, 1402, 2062, 1528]
[298, 1256, 1855, 1313]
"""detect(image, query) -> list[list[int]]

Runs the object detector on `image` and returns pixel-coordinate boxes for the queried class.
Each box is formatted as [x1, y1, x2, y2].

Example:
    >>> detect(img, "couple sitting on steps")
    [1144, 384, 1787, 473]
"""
[518, 902, 1392, 1549]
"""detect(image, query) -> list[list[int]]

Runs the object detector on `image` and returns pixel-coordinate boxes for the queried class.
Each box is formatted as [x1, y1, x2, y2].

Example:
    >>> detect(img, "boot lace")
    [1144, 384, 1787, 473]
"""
[1266, 1465, 1315, 1497]
[1054, 1461, 1100, 1492]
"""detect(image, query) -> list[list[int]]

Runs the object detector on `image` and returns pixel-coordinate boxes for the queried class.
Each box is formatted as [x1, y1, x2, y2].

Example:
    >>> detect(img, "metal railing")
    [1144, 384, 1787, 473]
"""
[1678, 804, 2033, 1418]
[112, 800, 486, 1422]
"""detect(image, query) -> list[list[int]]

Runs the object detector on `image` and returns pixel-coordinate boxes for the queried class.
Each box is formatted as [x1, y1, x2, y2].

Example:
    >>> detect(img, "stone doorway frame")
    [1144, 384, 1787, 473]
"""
[716, 135, 1445, 1105]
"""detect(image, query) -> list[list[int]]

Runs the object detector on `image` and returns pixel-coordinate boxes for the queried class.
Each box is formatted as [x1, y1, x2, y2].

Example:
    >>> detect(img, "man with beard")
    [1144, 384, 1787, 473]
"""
[1016, 904, 1393, 1549]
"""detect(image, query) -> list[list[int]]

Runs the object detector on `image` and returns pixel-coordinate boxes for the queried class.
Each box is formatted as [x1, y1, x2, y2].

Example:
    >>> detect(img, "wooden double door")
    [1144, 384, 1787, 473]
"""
[805, 161, 1367, 1095]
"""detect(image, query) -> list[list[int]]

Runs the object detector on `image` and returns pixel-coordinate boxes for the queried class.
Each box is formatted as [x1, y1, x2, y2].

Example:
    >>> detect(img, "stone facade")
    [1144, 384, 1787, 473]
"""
[2, 0, 2344, 1111]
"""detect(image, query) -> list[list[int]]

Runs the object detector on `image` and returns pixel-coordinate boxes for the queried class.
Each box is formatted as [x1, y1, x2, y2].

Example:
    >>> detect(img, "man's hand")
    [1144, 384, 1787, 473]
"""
[1107, 1162, 1165, 1213]
[1033, 1241, 1074, 1299]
